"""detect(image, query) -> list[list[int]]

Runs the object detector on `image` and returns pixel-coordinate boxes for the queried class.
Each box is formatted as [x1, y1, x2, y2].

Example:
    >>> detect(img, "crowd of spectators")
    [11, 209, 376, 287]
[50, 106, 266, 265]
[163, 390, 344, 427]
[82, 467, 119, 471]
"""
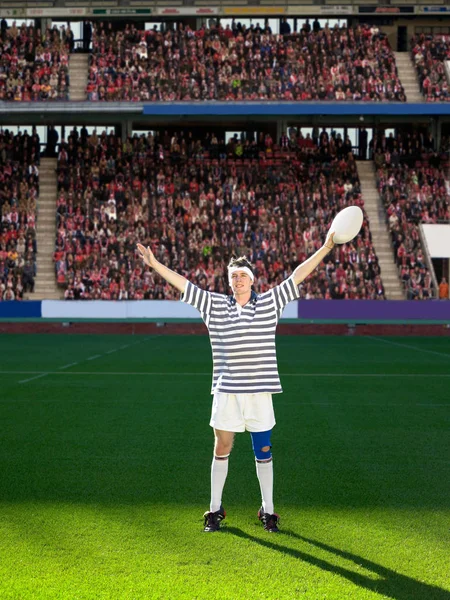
[0, 129, 39, 299]
[374, 130, 450, 299]
[87, 21, 405, 102]
[371, 128, 440, 167]
[411, 34, 450, 102]
[54, 126, 385, 301]
[0, 19, 71, 101]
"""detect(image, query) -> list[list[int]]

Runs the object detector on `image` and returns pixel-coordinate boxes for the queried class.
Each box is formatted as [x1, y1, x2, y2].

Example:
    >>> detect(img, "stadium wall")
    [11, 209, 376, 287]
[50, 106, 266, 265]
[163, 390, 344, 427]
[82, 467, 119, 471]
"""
[1, 301, 450, 337]
[1, 300, 450, 323]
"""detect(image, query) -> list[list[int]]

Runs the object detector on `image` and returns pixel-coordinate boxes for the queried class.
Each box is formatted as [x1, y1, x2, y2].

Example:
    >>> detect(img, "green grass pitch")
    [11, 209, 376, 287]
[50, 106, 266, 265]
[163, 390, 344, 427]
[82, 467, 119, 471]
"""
[0, 333, 449, 600]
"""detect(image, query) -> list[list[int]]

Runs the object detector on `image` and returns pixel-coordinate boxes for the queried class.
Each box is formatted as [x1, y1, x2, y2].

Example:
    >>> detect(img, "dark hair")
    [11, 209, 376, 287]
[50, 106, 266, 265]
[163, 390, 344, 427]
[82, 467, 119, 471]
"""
[228, 256, 254, 277]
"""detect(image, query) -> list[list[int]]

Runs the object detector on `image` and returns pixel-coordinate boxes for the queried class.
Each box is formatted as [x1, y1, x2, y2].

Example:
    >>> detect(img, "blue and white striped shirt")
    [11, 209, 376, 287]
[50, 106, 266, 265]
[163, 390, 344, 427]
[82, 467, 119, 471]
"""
[181, 277, 301, 394]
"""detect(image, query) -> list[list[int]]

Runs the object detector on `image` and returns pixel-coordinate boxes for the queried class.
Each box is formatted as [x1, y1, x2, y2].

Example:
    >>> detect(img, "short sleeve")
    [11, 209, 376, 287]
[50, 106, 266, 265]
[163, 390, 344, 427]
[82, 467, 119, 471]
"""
[272, 276, 301, 316]
[181, 280, 213, 320]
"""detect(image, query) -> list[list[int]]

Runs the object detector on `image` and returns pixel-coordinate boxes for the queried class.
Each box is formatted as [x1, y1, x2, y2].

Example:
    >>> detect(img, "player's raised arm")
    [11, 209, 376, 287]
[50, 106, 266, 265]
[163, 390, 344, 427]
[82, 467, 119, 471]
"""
[292, 231, 335, 286]
[136, 243, 187, 293]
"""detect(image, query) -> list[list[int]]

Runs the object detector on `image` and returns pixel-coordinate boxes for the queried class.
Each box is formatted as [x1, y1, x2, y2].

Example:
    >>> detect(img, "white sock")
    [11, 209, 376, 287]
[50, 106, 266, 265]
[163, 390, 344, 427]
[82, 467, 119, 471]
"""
[210, 455, 229, 512]
[256, 459, 274, 515]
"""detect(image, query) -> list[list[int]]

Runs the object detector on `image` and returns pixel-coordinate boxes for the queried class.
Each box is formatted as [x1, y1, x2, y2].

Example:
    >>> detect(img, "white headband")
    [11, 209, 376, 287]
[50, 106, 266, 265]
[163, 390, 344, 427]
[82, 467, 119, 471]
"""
[228, 266, 254, 286]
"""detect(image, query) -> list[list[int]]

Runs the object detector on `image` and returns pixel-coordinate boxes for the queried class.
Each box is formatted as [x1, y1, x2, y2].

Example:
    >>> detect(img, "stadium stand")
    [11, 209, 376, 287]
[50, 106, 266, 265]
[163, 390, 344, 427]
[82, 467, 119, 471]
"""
[87, 22, 405, 102]
[54, 128, 384, 300]
[0, 22, 70, 102]
[411, 34, 450, 102]
[0, 13, 447, 302]
[0, 129, 39, 299]
[373, 131, 450, 299]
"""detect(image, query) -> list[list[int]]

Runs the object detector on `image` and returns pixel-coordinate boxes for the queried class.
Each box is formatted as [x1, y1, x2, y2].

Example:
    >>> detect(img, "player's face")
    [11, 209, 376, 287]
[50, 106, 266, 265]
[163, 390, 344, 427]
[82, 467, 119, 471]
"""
[230, 270, 252, 296]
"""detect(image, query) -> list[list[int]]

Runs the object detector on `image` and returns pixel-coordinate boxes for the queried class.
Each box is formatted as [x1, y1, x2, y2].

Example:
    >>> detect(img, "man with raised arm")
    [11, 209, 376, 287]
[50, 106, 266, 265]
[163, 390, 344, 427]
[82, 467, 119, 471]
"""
[137, 231, 335, 533]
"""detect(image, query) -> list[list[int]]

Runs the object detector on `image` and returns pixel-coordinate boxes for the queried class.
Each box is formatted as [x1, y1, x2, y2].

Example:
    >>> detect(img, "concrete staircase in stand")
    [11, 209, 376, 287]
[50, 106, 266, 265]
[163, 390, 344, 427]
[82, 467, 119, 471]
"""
[28, 157, 61, 300]
[394, 51, 423, 103]
[69, 53, 89, 101]
[356, 161, 405, 300]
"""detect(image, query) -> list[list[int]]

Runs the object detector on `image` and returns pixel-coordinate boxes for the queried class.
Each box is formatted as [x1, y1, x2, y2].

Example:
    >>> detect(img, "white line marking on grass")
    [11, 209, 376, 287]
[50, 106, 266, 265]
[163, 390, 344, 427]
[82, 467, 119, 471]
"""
[284, 402, 449, 408]
[4, 371, 450, 378]
[105, 341, 139, 355]
[59, 362, 78, 370]
[87, 355, 101, 361]
[367, 336, 450, 360]
[282, 373, 450, 377]
[50, 372, 450, 377]
[18, 373, 49, 384]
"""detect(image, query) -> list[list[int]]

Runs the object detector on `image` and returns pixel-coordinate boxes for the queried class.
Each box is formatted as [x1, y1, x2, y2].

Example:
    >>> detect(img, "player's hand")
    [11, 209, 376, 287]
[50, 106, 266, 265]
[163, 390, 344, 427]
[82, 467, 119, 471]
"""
[324, 231, 335, 251]
[136, 243, 155, 268]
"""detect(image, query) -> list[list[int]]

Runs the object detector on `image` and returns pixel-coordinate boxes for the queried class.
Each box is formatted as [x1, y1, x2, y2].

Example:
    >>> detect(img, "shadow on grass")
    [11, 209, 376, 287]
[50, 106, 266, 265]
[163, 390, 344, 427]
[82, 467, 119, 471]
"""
[224, 527, 450, 600]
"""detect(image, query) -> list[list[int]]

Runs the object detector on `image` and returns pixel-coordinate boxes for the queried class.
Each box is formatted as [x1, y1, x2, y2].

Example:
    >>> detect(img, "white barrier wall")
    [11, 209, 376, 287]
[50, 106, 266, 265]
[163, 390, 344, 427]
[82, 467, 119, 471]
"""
[41, 300, 299, 320]
[41, 300, 199, 319]
[422, 224, 450, 258]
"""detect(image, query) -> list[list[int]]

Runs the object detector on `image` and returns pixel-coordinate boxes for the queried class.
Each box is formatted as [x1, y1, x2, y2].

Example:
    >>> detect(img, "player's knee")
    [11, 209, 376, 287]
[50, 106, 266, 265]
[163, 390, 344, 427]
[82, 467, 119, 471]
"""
[251, 430, 273, 461]
[214, 438, 233, 455]
[216, 443, 232, 456]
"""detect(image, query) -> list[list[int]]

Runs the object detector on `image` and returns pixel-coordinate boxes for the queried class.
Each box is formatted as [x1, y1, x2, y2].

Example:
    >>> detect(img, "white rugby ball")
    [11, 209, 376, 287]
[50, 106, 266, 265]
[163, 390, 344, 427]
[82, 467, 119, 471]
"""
[330, 206, 364, 244]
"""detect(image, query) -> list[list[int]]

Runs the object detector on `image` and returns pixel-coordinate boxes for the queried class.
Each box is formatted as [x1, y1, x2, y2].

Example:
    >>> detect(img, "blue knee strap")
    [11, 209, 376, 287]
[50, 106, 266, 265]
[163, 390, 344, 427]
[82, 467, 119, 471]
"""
[251, 430, 272, 460]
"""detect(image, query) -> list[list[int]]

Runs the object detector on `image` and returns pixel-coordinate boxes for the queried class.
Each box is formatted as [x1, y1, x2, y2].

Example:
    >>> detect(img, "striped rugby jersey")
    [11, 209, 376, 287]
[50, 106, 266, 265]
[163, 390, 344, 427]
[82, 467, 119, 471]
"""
[181, 277, 301, 394]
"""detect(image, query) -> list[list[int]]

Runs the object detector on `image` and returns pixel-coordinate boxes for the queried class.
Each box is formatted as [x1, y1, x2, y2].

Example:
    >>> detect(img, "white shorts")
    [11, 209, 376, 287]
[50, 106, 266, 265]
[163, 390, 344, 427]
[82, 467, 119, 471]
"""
[210, 392, 276, 433]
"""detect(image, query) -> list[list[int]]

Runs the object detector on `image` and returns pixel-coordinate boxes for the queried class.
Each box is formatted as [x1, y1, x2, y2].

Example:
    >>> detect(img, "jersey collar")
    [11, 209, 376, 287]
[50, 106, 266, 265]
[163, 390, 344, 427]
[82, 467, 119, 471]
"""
[230, 290, 257, 307]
